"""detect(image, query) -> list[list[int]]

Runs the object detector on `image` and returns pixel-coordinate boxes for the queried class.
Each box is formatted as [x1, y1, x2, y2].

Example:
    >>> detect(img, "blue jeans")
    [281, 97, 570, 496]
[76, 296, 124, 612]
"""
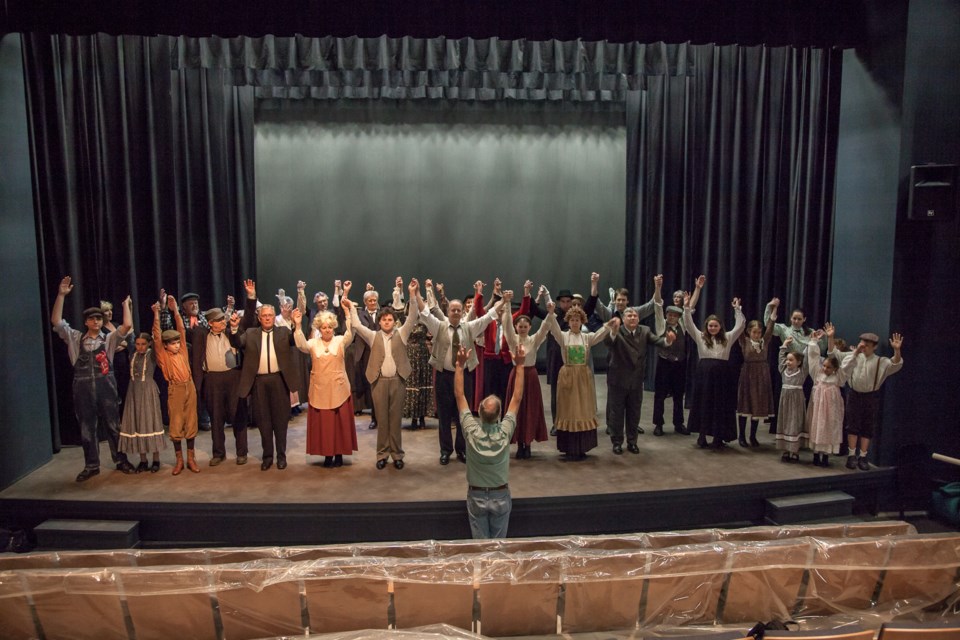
[467, 488, 512, 539]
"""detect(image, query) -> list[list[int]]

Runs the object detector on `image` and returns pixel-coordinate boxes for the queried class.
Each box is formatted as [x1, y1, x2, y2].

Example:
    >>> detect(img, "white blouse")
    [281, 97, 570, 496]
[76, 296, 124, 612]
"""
[683, 306, 745, 360]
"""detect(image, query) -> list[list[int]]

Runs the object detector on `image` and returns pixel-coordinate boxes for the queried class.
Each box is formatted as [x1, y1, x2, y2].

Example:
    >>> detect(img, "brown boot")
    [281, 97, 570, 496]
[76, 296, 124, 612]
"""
[186, 450, 200, 473]
[172, 451, 184, 476]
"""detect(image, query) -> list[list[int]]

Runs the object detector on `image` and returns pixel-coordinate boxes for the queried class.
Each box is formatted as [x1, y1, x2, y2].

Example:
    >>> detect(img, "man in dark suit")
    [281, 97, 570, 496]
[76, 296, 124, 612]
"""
[230, 279, 300, 470]
[354, 286, 380, 428]
[604, 308, 674, 455]
[188, 307, 247, 466]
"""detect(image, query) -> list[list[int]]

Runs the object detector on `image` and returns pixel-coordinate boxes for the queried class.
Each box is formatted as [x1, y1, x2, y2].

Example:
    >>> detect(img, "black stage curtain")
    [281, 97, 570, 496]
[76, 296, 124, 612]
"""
[172, 35, 692, 101]
[23, 34, 256, 447]
[625, 45, 841, 325]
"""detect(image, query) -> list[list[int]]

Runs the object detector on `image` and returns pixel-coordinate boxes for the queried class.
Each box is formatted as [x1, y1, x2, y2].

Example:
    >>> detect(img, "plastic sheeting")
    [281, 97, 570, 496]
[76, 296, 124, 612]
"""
[1, 523, 958, 640]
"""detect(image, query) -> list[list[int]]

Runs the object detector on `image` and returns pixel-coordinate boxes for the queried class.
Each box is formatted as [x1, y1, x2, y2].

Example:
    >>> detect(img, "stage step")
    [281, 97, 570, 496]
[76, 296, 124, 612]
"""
[34, 519, 140, 551]
[764, 491, 855, 525]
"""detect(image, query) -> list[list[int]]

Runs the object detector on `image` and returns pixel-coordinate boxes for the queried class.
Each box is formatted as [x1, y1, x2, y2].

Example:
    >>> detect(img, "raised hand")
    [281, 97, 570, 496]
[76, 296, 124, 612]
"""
[292, 308, 302, 326]
[654, 274, 663, 288]
[683, 292, 691, 307]
[341, 297, 353, 311]
[455, 345, 472, 368]
[783, 336, 794, 348]
[811, 329, 825, 340]
[424, 278, 433, 289]
[889, 333, 903, 350]
[229, 312, 240, 328]
[546, 301, 555, 314]
[502, 289, 514, 303]
[151, 301, 161, 314]
[493, 277, 502, 296]
[523, 279, 533, 296]
[58, 276, 74, 296]
[665, 330, 676, 346]
[436, 282, 444, 294]
[226, 295, 235, 309]
[243, 279, 256, 299]
[695, 275, 706, 289]
[167, 295, 178, 311]
[474, 280, 485, 294]
[591, 272, 600, 284]
[731, 297, 741, 309]
[365, 282, 374, 291]
[297, 280, 306, 291]
[395, 276, 403, 289]
[408, 278, 419, 295]
[123, 295, 132, 308]
[609, 316, 622, 331]
[824, 322, 835, 337]
[769, 297, 781, 307]
[343, 280, 352, 297]
[334, 280, 342, 295]
[159, 288, 167, 305]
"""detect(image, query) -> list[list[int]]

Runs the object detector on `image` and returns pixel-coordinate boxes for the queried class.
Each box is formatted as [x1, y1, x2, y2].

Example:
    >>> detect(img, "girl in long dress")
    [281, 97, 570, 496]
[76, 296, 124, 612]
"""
[736, 311, 776, 447]
[776, 337, 808, 461]
[683, 288, 746, 449]
[293, 307, 358, 468]
[547, 306, 617, 460]
[805, 324, 855, 467]
[502, 301, 554, 459]
[119, 333, 167, 472]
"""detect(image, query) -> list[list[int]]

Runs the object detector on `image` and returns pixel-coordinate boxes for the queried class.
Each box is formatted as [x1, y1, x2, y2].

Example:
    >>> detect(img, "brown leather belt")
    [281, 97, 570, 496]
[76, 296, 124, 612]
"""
[469, 484, 508, 491]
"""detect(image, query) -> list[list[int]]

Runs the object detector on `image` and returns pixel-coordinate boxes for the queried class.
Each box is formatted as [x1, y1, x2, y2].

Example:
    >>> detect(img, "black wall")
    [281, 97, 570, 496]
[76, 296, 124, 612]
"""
[0, 33, 54, 490]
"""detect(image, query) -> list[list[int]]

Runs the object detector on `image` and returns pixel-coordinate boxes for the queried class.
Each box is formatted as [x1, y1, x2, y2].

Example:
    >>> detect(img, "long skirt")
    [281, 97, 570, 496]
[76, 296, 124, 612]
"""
[688, 359, 737, 442]
[806, 384, 843, 454]
[776, 388, 807, 453]
[555, 364, 598, 455]
[119, 380, 167, 454]
[737, 360, 774, 419]
[506, 366, 548, 446]
[306, 397, 358, 456]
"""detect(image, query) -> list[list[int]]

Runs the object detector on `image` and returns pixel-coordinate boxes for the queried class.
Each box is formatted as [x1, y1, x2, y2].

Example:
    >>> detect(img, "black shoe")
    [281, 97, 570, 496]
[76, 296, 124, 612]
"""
[857, 456, 870, 471]
[456, 452, 466, 463]
[277, 459, 287, 470]
[750, 436, 760, 447]
[739, 437, 749, 448]
[261, 461, 273, 471]
[376, 459, 388, 470]
[75, 468, 99, 482]
[697, 436, 708, 448]
[676, 426, 689, 435]
[790, 453, 800, 463]
[813, 453, 822, 466]
[637, 427, 645, 435]
[439, 453, 450, 465]
[613, 444, 623, 455]
[199, 423, 212, 431]
[369, 420, 378, 430]
[711, 439, 726, 450]
[334, 455, 343, 467]
[781, 452, 791, 463]
[323, 456, 333, 468]
[627, 443, 640, 454]
[846, 455, 857, 469]
[136, 461, 149, 473]
[150, 460, 160, 473]
[116, 461, 135, 474]
[820, 455, 830, 468]
[653, 425, 664, 436]
[419, 417, 426, 428]
[394, 459, 404, 470]
[550, 426, 557, 436]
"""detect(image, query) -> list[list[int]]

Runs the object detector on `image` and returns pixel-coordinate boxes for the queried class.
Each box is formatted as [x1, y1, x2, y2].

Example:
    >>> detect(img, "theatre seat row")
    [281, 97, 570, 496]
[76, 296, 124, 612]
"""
[0, 525, 957, 640]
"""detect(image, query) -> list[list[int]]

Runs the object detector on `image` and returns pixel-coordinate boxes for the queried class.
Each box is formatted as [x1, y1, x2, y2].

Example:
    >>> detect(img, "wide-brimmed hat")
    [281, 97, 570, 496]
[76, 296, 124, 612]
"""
[555, 289, 574, 300]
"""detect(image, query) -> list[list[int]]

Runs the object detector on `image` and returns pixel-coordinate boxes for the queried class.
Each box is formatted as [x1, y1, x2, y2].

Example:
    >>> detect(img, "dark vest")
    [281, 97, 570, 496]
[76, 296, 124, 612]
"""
[658, 323, 686, 362]
[366, 331, 412, 383]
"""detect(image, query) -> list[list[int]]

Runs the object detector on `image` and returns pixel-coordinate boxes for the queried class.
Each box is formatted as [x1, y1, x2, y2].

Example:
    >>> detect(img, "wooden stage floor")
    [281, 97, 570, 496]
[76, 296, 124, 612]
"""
[0, 376, 897, 546]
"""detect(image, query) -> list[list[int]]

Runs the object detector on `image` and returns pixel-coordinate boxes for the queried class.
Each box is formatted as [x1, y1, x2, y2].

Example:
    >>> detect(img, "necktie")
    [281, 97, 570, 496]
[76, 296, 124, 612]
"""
[265, 330, 273, 373]
[494, 322, 502, 355]
[451, 324, 461, 366]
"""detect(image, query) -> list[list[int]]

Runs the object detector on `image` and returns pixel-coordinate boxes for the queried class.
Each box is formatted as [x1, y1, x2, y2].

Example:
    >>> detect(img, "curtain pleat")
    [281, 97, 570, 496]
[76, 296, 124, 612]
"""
[172, 35, 694, 101]
[625, 44, 840, 327]
[24, 33, 256, 446]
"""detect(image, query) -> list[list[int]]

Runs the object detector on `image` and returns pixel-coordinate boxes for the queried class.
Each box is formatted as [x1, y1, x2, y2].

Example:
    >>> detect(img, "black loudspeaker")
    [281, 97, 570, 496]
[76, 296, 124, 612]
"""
[908, 164, 957, 220]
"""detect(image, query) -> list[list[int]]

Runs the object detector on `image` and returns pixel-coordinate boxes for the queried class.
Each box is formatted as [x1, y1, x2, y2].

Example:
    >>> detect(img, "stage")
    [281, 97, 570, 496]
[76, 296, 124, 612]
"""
[0, 376, 896, 548]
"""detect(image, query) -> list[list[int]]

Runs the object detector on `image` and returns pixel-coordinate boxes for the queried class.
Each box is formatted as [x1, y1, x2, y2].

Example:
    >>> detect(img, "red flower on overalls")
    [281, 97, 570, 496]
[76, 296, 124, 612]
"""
[95, 351, 110, 375]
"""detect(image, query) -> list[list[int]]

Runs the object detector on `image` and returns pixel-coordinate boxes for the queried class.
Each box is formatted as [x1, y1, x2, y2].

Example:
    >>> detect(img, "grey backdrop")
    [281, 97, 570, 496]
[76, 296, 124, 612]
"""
[254, 100, 626, 302]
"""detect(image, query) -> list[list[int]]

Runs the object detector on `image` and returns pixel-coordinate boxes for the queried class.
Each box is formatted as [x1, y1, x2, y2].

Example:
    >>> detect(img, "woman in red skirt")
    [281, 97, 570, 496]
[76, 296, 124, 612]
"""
[292, 306, 358, 467]
[502, 301, 555, 459]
